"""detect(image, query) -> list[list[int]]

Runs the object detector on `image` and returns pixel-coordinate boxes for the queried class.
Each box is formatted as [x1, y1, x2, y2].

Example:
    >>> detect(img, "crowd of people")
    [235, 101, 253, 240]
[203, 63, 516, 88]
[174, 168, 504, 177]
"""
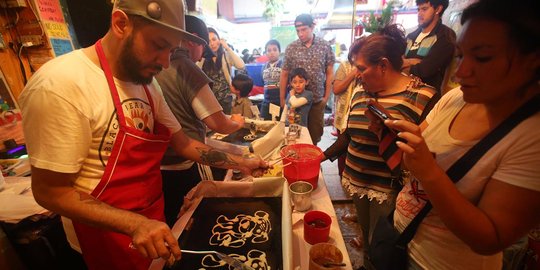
[16, 0, 540, 269]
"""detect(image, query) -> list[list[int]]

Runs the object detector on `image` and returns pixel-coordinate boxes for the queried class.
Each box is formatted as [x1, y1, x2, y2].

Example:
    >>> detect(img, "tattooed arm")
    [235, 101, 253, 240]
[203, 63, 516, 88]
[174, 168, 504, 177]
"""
[30, 166, 182, 261]
[170, 130, 267, 175]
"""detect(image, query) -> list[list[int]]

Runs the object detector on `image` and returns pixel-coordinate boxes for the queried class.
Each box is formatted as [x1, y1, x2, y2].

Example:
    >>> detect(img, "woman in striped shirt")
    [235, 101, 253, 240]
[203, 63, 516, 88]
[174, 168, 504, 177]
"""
[323, 24, 437, 260]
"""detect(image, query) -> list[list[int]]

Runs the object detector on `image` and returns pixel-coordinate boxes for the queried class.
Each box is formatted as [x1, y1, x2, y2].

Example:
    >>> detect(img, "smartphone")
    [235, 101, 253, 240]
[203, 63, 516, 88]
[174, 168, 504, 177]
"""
[367, 100, 402, 137]
[367, 102, 394, 121]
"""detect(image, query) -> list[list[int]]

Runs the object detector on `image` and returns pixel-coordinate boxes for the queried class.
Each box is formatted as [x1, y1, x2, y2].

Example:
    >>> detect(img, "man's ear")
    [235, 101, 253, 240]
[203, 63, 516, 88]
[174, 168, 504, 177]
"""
[435, 5, 443, 15]
[110, 10, 130, 38]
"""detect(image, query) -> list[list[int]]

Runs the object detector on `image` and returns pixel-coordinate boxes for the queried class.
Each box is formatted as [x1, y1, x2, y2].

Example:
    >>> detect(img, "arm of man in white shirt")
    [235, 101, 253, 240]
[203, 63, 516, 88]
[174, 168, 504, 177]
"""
[192, 85, 243, 134]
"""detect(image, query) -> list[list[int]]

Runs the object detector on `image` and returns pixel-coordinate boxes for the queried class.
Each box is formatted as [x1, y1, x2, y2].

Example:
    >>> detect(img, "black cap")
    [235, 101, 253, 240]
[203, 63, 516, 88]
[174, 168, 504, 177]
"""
[294, 14, 315, 27]
[185, 15, 214, 57]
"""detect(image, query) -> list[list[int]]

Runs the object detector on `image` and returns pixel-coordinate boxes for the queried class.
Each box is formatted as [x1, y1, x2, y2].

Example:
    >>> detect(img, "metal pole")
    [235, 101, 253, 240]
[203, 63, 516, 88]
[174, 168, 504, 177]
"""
[351, 0, 357, 44]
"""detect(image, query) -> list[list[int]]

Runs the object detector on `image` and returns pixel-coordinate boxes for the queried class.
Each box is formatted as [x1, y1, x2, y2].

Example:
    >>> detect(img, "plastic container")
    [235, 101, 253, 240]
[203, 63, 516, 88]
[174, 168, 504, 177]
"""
[280, 144, 323, 189]
[303, 210, 332, 245]
[309, 243, 344, 270]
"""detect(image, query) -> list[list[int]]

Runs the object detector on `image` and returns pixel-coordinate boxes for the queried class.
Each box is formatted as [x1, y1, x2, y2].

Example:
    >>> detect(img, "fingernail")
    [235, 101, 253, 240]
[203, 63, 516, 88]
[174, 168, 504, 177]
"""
[397, 132, 402, 137]
[393, 120, 398, 124]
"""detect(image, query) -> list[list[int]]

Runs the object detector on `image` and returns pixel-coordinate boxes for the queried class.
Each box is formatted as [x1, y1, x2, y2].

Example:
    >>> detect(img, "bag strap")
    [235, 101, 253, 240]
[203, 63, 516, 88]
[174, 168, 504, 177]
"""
[395, 94, 540, 250]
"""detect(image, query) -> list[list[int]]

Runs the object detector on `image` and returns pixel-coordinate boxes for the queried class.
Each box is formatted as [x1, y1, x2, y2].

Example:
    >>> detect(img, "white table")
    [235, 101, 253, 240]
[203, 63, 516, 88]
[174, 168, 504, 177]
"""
[287, 127, 353, 270]
[152, 126, 353, 270]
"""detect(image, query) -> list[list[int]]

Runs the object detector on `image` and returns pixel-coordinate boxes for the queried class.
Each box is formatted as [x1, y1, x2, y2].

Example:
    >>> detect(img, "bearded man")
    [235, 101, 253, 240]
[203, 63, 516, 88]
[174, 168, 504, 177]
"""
[18, 0, 266, 269]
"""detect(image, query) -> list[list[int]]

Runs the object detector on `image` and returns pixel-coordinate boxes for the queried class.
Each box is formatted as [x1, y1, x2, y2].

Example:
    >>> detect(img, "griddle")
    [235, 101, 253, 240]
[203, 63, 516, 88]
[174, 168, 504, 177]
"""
[165, 197, 283, 270]
[214, 128, 266, 147]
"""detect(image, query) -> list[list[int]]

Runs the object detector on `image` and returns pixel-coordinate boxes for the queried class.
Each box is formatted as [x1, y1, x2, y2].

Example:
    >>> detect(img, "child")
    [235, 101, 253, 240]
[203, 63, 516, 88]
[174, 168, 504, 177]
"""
[260, 39, 283, 120]
[231, 74, 254, 118]
[286, 68, 313, 127]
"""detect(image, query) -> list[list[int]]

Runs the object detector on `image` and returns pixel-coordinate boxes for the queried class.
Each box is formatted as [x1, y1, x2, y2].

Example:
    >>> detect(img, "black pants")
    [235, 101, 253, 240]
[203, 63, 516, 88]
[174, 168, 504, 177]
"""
[161, 164, 202, 227]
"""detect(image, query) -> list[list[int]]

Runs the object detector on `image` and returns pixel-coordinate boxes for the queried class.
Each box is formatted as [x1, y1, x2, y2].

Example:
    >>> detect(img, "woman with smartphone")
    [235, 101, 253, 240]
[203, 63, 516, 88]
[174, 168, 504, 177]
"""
[384, 0, 540, 268]
[323, 24, 437, 260]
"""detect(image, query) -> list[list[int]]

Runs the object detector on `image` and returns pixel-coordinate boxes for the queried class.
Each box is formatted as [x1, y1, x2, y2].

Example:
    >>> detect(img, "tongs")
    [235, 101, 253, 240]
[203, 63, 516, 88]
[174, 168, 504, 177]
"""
[180, 250, 255, 270]
[268, 151, 297, 167]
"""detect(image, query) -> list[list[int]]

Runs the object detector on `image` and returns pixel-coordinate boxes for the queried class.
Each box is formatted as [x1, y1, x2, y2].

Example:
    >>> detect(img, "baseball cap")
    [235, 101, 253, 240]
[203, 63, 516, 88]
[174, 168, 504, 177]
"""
[185, 15, 214, 57]
[114, 0, 206, 45]
[294, 14, 315, 27]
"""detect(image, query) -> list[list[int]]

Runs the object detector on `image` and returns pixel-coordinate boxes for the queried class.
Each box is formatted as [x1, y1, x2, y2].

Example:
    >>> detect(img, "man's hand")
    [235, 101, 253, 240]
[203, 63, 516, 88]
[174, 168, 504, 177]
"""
[240, 156, 269, 177]
[321, 96, 329, 104]
[130, 217, 182, 261]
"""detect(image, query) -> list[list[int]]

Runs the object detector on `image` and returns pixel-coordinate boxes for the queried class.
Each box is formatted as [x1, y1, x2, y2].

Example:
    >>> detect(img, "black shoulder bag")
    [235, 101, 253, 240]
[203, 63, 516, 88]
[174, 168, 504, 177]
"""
[369, 95, 540, 270]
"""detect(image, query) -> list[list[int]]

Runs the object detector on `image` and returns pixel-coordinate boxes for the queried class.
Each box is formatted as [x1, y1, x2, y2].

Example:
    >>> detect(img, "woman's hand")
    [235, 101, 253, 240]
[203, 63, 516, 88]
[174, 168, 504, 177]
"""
[385, 119, 439, 182]
[220, 38, 229, 50]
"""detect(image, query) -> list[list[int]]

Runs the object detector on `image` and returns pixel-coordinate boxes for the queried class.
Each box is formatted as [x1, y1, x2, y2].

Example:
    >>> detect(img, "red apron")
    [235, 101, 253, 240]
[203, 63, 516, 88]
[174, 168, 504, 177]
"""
[72, 40, 171, 270]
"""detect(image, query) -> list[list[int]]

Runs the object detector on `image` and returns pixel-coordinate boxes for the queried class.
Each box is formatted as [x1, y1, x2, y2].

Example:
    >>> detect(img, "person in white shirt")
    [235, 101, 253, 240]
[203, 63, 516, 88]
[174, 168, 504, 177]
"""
[385, 0, 540, 268]
[18, 1, 266, 269]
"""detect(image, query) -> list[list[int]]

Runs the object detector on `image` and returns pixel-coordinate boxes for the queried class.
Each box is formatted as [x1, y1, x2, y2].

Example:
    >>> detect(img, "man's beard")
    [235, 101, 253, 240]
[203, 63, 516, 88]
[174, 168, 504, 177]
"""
[117, 34, 162, 85]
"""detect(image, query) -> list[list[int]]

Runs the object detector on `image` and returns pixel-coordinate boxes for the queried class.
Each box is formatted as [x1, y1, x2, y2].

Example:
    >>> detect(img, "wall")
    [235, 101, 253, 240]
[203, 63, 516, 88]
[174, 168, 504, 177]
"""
[0, 0, 77, 104]
[0, 0, 48, 104]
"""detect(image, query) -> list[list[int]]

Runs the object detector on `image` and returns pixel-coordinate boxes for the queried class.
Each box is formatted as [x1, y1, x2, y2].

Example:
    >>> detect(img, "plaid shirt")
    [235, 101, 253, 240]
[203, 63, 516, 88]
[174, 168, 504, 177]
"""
[283, 36, 335, 102]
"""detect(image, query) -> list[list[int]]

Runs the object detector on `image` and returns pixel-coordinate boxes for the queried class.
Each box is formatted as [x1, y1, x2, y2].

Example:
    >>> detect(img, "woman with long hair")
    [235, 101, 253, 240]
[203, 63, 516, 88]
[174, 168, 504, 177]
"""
[384, 0, 540, 268]
[198, 27, 245, 114]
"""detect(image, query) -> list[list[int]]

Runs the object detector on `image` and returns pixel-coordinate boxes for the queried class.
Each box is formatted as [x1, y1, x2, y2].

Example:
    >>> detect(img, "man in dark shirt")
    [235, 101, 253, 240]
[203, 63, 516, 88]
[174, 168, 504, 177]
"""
[402, 0, 456, 93]
[279, 14, 335, 144]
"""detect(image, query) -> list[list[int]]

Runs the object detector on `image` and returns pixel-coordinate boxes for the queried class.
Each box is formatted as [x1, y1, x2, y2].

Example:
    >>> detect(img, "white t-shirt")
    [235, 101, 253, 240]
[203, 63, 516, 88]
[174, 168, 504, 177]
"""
[192, 86, 223, 121]
[394, 88, 540, 269]
[410, 31, 429, 51]
[160, 86, 222, 171]
[19, 49, 182, 194]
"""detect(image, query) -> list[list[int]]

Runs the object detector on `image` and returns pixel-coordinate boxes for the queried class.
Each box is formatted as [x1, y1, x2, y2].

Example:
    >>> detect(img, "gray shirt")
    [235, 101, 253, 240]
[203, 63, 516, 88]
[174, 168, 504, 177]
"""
[156, 48, 212, 164]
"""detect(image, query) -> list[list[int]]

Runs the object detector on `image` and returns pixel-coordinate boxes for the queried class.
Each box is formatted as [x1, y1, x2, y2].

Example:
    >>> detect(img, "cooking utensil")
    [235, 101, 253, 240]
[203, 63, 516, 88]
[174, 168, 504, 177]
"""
[18, 186, 31, 195]
[322, 262, 347, 268]
[175, 250, 255, 270]
[268, 151, 297, 167]
[215, 251, 255, 270]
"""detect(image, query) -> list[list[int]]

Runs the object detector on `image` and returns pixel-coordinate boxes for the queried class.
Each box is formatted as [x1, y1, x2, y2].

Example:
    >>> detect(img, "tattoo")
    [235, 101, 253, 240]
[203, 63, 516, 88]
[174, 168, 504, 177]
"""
[196, 147, 239, 167]
[76, 190, 102, 205]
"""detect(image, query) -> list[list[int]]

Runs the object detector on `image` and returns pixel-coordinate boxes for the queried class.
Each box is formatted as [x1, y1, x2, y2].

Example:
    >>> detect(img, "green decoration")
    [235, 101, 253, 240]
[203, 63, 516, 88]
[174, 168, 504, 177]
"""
[363, 1, 395, 33]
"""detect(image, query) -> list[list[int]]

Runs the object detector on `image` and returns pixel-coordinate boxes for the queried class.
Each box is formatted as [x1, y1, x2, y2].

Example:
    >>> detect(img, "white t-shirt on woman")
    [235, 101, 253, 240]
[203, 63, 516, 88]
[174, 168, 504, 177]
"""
[394, 88, 540, 269]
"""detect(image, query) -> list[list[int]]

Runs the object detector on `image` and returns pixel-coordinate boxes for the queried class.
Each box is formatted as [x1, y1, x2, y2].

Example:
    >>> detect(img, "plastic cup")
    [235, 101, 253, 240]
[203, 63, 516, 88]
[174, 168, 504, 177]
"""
[303, 210, 332, 245]
[289, 181, 313, 212]
[286, 131, 297, 145]
[309, 243, 344, 270]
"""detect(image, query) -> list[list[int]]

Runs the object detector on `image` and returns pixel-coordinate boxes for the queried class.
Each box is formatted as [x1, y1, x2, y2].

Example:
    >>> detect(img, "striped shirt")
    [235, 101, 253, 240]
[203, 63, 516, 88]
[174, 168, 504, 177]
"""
[343, 86, 436, 198]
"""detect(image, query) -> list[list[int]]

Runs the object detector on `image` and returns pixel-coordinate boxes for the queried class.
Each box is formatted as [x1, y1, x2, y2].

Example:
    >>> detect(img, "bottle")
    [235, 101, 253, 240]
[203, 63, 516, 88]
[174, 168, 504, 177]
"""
[287, 108, 295, 125]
